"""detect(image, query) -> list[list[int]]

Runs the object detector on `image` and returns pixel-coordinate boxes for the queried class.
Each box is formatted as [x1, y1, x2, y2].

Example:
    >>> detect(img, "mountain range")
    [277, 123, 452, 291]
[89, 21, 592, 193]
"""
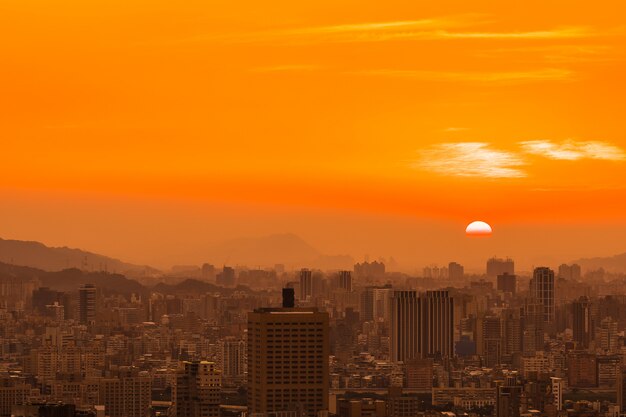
[571, 252, 626, 273]
[0, 234, 355, 274]
[0, 237, 156, 276]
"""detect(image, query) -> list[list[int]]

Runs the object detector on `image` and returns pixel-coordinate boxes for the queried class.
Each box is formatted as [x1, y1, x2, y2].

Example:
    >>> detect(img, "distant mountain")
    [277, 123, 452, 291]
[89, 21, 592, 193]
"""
[0, 262, 145, 295]
[205, 233, 354, 269]
[572, 252, 626, 273]
[0, 237, 158, 276]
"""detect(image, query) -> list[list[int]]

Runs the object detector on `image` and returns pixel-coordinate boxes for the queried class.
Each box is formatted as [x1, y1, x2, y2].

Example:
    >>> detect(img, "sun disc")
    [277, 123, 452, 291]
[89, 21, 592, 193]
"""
[466, 220, 492, 236]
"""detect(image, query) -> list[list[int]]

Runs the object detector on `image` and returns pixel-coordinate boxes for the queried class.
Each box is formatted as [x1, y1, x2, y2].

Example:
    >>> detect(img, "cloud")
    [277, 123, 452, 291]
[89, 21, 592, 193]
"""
[443, 127, 470, 132]
[352, 68, 574, 84]
[193, 17, 604, 45]
[415, 142, 526, 178]
[519, 140, 626, 161]
[250, 64, 323, 73]
[474, 45, 619, 64]
[438, 26, 592, 40]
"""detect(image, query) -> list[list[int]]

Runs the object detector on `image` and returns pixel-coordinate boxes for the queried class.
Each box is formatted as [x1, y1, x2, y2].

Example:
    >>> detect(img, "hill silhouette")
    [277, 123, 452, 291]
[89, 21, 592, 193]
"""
[0, 237, 157, 276]
[572, 252, 626, 273]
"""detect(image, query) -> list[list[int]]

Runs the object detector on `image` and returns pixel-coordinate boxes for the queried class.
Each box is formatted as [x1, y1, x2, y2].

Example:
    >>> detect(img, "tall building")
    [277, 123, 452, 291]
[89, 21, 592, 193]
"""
[572, 296, 592, 349]
[558, 264, 581, 281]
[529, 267, 555, 324]
[338, 271, 352, 292]
[299, 268, 312, 301]
[479, 315, 502, 368]
[173, 361, 222, 417]
[391, 291, 421, 362]
[78, 284, 97, 325]
[448, 262, 464, 281]
[247, 305, 329, 417]
[353, 261, 385, 279]
[216, 266, 235, 286]
[497, 273, 517, 295]
[221, 337, 246, 385]
[502, 309, 522, 358]
[568, 352, 597, 388]
[98, 370, 152, 417]
[486, 257, 514, 279]
[372, 288, 393, 322]
[421, 290, 454, 358]
[599, 317, 619, 352]
[390, 290, 454, 362]
[522, 300, 545, 354]
[360, 287, 375, 322]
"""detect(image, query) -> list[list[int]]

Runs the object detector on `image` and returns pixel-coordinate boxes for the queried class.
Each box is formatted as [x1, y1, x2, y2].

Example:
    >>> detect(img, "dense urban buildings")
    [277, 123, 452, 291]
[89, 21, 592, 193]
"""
[2, 255, 626, 417]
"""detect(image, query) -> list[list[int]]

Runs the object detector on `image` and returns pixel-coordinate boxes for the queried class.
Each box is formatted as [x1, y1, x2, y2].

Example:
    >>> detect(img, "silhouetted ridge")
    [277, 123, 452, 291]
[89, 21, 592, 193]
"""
[0, 237, 158, 275]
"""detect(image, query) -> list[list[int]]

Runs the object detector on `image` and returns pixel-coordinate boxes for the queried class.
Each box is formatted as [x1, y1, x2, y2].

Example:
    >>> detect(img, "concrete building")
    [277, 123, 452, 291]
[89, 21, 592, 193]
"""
[247, 306, 329, 417]
[529, 268, 555, 324]
[78, 284, 97, 325]
[173, 361, 221, 417]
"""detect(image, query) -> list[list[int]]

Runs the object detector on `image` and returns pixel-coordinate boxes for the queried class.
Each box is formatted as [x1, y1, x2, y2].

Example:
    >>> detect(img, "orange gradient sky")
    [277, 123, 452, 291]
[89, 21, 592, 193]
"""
[1, 0, 625, 271]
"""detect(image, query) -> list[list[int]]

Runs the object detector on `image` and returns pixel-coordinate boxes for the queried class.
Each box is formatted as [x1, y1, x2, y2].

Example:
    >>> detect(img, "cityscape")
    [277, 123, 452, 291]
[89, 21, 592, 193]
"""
[1, 0, 625, 417]
[2, 251, 626, 417]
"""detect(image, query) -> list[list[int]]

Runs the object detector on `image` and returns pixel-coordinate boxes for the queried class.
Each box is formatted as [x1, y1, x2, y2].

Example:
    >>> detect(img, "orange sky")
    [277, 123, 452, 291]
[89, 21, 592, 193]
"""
[1, 0, 625, 271]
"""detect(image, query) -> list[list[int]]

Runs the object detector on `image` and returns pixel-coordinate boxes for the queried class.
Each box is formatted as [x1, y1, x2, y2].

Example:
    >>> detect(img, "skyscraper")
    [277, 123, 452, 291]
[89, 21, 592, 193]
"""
[360, 287, 375, 322]
[299, 268, 313, 300]
[486, 257, 514, 279]
[529, 267, 555, 324]
[421, 290, 454, 358]
[173, 361, 221, 417]
[247, 304, 329, 417]
[558, 263, 581, 281]
[572, 296, 592, 349]
[448, 262, 464, 281]
[391, 291, 421, 362]
[78, 284, 97, 325]
[497, 273, 517, 295]
[391, 290, 455, 362]
[338, 270, 352, 292]
[479, 315, 502, 367]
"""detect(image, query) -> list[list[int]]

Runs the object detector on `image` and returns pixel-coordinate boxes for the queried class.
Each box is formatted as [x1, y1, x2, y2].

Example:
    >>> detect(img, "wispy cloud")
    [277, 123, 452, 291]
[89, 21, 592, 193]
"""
[474, 45, 620, 64]
[519, 140, 626, 160]
[443, 127, 470, 132]
[194, 16, 606, 45]
[439, 26, 592, 40]
[250, 64, 323, 73]
[352, 68, 574, 84]
[415, 142, 526, 178]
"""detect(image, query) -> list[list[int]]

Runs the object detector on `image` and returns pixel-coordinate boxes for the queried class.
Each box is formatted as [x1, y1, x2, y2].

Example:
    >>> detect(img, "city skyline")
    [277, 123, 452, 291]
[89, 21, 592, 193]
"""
[1, 2, 626, 417]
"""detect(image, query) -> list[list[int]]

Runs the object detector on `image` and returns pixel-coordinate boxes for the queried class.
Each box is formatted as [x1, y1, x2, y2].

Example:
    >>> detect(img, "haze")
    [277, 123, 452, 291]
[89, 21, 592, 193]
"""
[1, 0, 625, 271]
